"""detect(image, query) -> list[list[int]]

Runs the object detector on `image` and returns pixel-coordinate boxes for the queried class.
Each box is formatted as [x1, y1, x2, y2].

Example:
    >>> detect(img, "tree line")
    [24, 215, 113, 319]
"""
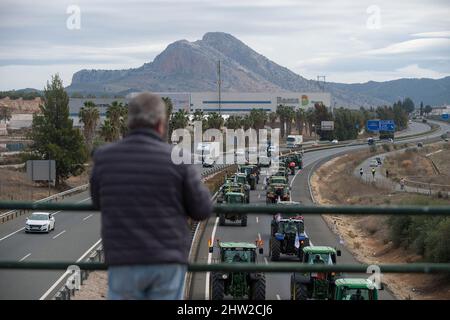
[27, 74, 419, 185]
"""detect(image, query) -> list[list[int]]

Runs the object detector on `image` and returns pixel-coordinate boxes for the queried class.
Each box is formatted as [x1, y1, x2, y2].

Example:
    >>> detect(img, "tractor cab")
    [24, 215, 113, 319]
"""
[218, 192, 248, 226]
[268, 176, 287, 185]
[290, 246, 342, 300]
[224, 192, 244, 204]
[334, 278, 380, 300]
[302, 246, 341, 265]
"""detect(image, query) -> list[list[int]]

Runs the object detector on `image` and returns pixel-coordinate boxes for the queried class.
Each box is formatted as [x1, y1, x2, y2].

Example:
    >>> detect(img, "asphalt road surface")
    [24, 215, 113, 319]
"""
[190, 120, 450, 300]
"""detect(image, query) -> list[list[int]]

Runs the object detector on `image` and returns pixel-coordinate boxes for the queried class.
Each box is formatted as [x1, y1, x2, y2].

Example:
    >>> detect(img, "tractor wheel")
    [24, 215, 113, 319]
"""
[270, 237, 281, 261]
[211, 274, 225, 300]
[292, 279, 308, 300]
[219, 214, 226, 226]
[250, 276, 266, 300]
[241, 215, 248, 227]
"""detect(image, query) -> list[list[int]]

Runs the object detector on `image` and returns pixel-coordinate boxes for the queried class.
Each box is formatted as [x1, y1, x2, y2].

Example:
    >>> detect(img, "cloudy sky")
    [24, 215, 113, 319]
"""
[0, 0, 449, 90]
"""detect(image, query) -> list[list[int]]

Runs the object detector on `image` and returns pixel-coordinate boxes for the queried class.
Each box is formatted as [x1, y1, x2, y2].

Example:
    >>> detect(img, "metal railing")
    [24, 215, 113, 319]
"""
[0, 202, 450, 274]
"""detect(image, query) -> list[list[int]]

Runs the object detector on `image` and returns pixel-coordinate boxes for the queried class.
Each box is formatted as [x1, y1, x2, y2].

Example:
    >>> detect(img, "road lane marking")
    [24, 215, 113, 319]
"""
[19, 253, 31, 261]
[0, 197, 91, 243]
[52, 230, 66, 239]
[205, 217, 219, 300]
[256, 216, 259, 224]
[83, 214, 93, 221]
[39, 238, 102, 300]
[264, 257, 268, 264]
[0, 227, 25, 242]
[276, 294, 281, 300]
[258, 233, 261, 241]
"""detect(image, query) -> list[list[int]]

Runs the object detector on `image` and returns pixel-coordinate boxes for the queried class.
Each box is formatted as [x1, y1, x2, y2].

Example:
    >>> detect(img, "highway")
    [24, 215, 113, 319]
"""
[0, 120, 447, 300]
[190, 120, 450, 300]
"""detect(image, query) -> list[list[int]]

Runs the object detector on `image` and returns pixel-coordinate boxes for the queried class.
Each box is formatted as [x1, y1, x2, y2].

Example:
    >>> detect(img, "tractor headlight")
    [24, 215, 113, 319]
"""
[222, 274, 228, 280]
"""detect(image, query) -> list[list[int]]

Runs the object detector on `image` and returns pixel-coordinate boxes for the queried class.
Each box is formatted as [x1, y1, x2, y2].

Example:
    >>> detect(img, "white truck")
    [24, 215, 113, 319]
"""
[197, 142, 220, 167]
[286, 135, 303, 148]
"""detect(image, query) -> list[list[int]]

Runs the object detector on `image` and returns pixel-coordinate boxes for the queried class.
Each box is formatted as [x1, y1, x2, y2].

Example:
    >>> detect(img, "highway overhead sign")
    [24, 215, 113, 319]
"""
[379, 120, 395, 132]
[366, 120, 380, 131]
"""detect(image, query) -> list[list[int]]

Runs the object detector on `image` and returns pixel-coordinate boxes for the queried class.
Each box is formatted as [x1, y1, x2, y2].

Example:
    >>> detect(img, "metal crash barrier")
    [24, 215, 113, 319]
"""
[0, 202, 450, 274]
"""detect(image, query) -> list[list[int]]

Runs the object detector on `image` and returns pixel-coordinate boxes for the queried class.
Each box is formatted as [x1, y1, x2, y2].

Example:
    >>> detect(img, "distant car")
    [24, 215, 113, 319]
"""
[202, 157, 215, 167]
[417, 142, 423, 147]
[25, 212, 55, 233]
[388, 138, 394, 143]
[375, 157, 382, 165]
[367, 138, 375, 145]
[331, 139, 339, 144]
[235, 148, 245, 157]
[369, 159, 379, 167]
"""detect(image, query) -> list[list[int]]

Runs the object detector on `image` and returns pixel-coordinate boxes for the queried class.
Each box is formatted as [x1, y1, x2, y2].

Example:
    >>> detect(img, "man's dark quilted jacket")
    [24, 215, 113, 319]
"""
[90, 129, 212, 265]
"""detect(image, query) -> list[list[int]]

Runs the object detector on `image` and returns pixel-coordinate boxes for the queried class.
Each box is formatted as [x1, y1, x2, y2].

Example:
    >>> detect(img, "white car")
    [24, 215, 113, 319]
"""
[331, 139, 339, 144]
[369, 159, 379, 167]
[25, 212, 55, 233]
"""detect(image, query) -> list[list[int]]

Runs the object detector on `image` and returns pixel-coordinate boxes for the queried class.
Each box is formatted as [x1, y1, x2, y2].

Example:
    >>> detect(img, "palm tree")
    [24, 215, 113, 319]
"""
[206, 112, 224, 129]
[285, 106, 295, 135]
[249, 109, 267, 130]
[225, 115, 243, 130]
[193, 109, 204, 122]
[106, 101, 124, 141]
[241, 114, 253, 131]
[100, 119, 115, 142]
[78, 101, 100, 152]
[170, 110, 190, 131]
[276, 105, 287, 137]
[162, 97, 173, 141]
[295, 109, 305, 135]
[268, 112, 278, 128]
[305, 108, 316, 137]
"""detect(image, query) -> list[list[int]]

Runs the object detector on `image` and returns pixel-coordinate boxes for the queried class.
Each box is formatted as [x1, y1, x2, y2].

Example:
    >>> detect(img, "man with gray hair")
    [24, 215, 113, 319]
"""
[90, 92, 212, 300]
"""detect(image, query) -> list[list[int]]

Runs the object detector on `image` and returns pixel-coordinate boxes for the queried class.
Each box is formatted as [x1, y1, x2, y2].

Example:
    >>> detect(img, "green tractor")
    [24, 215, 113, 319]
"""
[239, 165, 259, 190]
[217, 182, 249, 204]
[219, 192, 248, 226]
[290, 246, 341, 300]
[266, 183, 291, 203]
[234, 173, 251, 202]
[334, 278, 381, 300]
[209, 242, 265, 300]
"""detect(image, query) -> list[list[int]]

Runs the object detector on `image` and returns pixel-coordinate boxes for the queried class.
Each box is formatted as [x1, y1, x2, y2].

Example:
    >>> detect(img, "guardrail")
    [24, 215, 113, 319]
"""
[0, 184, 89, 223]
[1, 202, 450, 297]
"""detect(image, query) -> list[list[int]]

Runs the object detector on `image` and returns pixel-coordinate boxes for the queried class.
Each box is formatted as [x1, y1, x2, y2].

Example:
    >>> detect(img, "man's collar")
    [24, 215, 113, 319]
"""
[127, 128, 163, 141]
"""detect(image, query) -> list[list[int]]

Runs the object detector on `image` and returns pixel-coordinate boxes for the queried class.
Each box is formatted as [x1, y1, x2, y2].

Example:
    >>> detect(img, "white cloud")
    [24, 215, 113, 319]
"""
[366, 38, 450, 55]
[412, 31, 450, 38]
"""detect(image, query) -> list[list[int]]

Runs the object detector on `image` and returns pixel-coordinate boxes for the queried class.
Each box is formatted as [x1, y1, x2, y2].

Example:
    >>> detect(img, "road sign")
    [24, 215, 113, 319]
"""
[442, 114, 449, 120]
[366, 120, 380, 131]
[27, 160, 56, 182]
[379, 120, 395, 132]
[321, 121, 334, 131]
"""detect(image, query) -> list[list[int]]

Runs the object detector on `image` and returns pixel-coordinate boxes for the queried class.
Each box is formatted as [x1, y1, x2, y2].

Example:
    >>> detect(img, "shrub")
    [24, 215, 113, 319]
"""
[382, 144, 391, 152]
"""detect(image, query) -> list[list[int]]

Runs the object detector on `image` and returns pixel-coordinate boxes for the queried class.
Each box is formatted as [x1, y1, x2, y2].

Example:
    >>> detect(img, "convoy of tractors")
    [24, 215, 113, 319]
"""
[209, 149, 382, 300]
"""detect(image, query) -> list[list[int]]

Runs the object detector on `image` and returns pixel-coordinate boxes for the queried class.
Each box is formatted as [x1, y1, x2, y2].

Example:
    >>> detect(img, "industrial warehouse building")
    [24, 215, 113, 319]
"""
[69, 92, 331, 125]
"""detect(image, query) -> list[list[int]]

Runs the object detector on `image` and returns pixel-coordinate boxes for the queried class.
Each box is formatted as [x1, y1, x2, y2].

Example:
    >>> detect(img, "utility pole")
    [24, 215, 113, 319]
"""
[217, 60, 222, 115]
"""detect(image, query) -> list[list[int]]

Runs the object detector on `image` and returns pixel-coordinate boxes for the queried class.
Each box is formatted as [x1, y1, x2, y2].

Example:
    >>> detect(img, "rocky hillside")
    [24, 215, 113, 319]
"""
[67, 32, 449, 108]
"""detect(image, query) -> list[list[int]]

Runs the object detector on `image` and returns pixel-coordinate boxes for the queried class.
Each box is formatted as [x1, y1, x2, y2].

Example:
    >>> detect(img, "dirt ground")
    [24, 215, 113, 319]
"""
[382, 142, 450, 186]
[311, 147, 450, 300]
[0, 166, 91, 207]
